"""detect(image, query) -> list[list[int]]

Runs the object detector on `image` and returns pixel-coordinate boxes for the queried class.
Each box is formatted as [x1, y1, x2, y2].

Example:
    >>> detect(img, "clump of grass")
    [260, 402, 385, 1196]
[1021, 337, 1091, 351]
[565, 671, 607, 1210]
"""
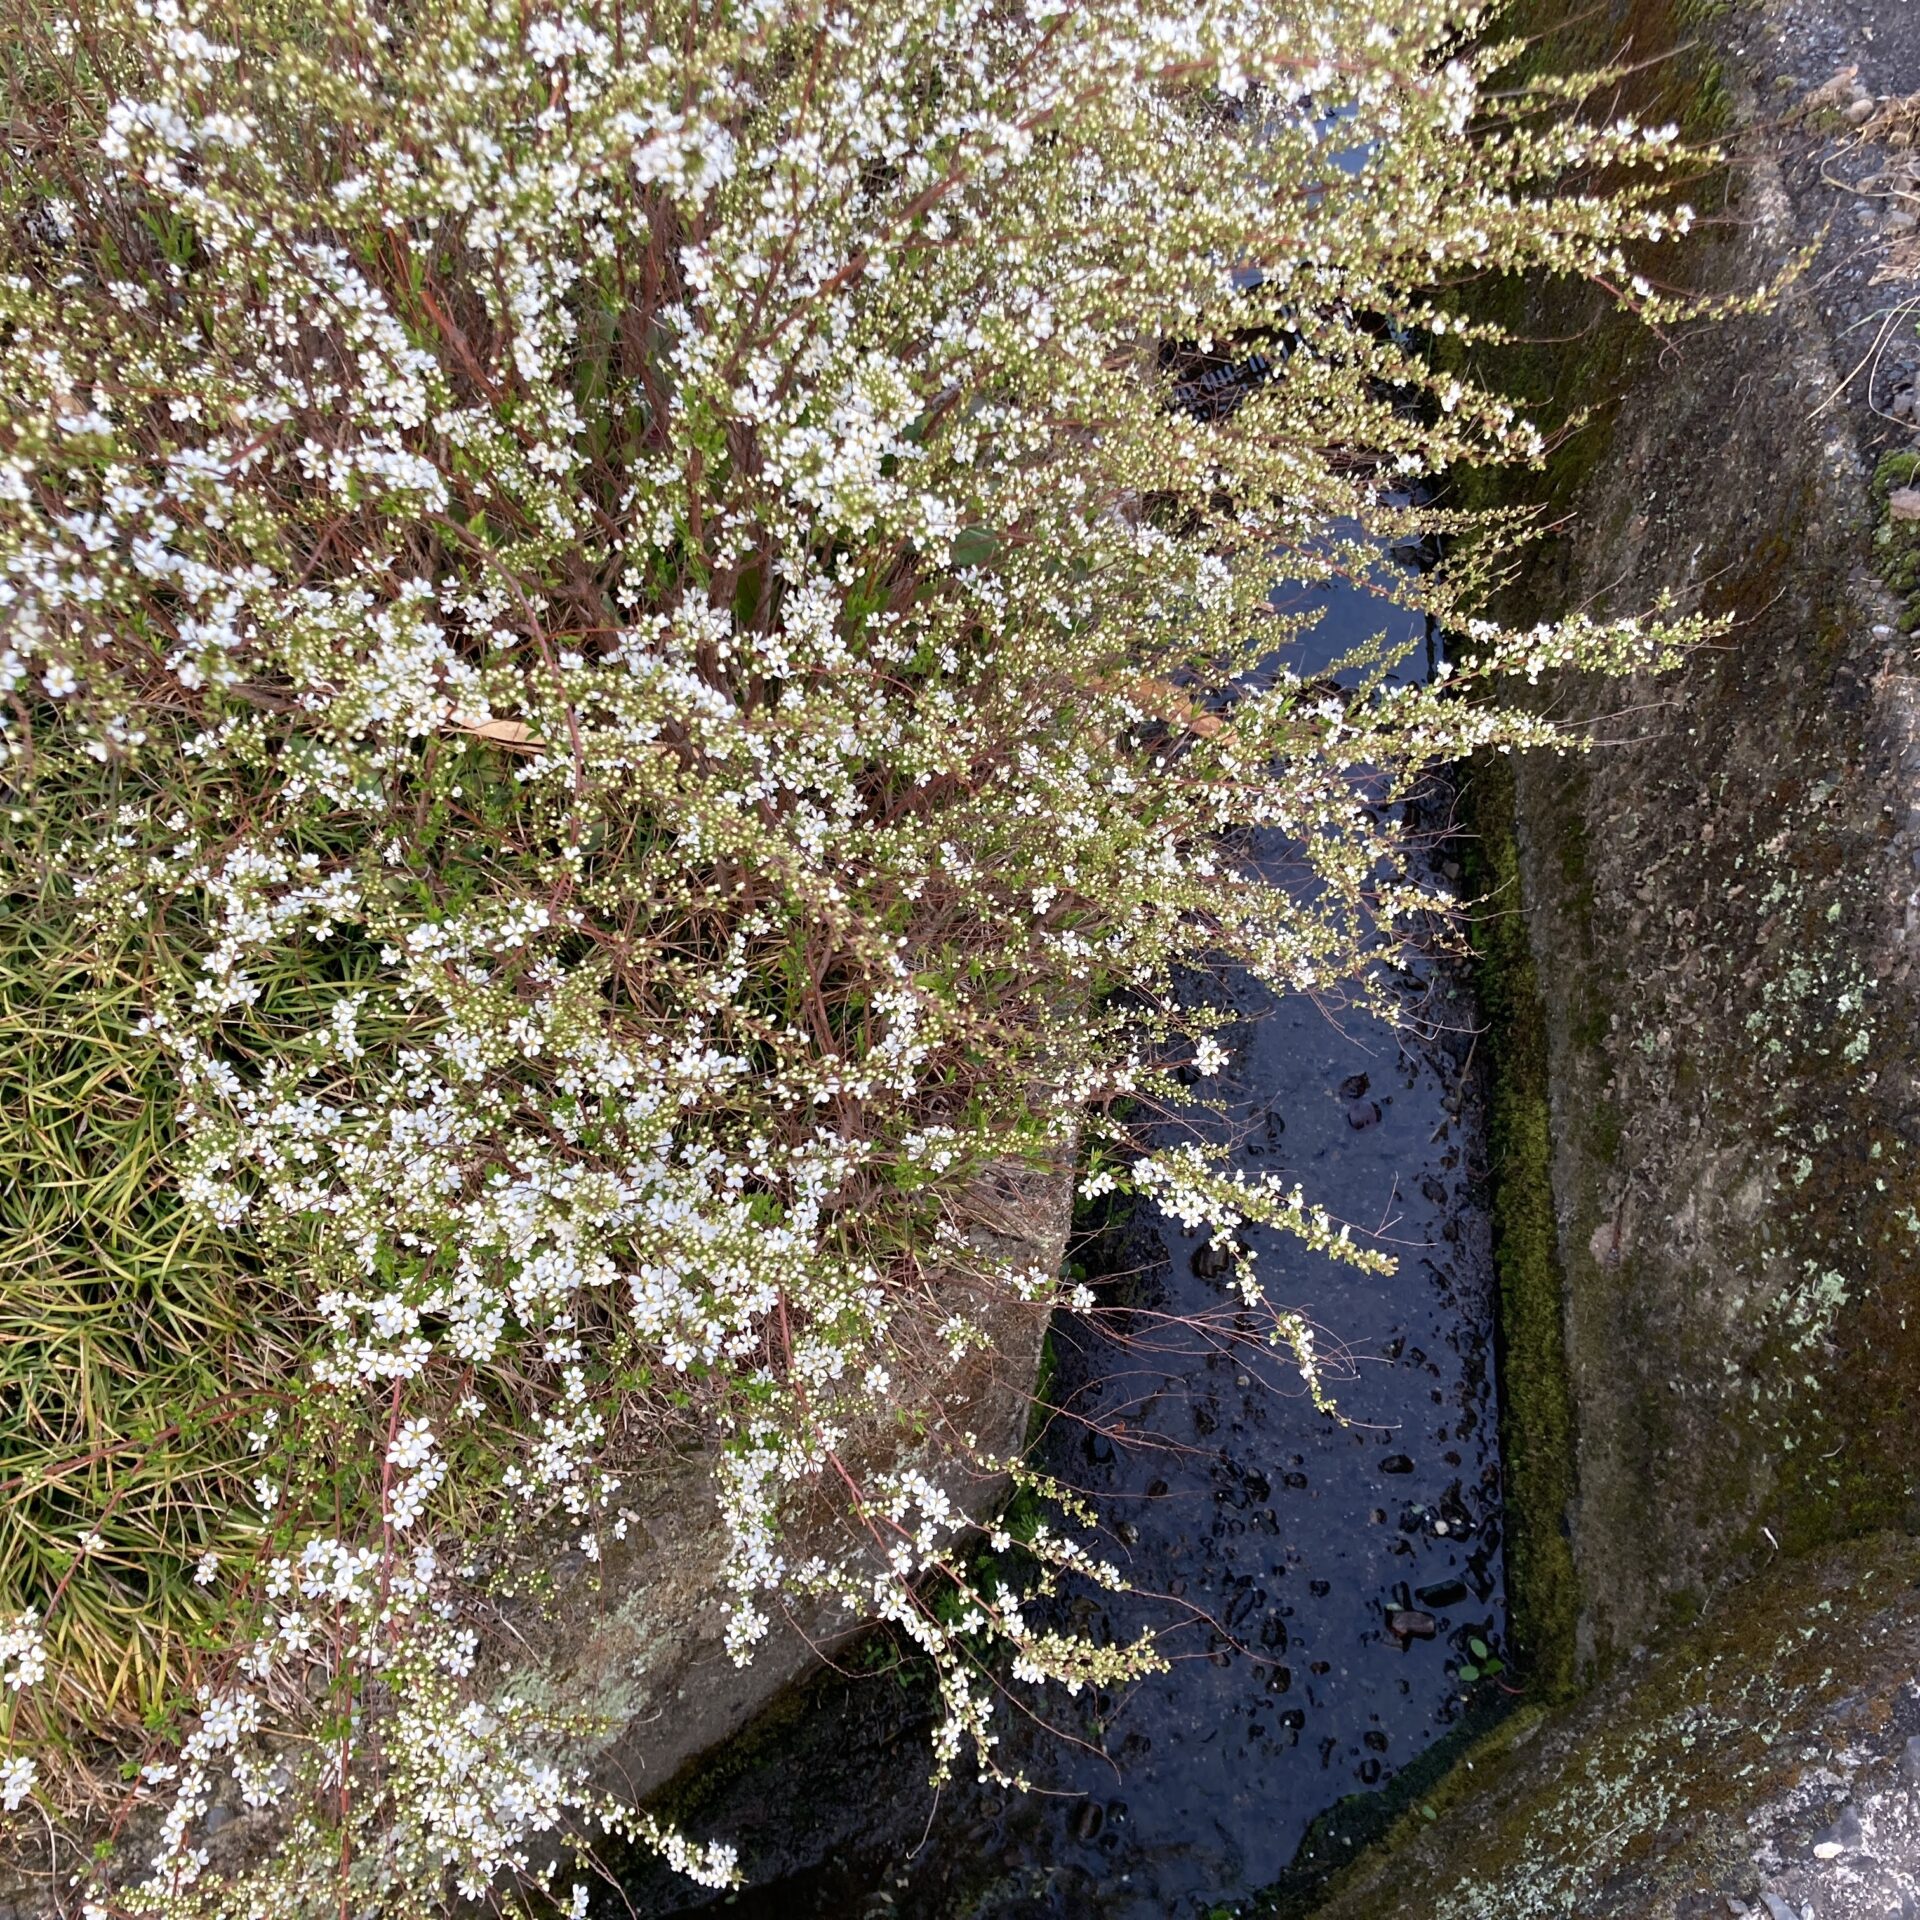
[0, 773, 289, 1761]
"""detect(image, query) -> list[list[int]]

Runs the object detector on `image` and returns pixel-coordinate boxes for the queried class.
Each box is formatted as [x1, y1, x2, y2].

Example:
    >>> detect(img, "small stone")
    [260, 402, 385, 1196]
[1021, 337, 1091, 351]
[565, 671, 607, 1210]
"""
[1337, 1072, 1371, 1101]
[1415, 1579, 1469, 1609]
[1888, 209, 1919, 236]
[1849, 97, 1880, 126]
[1726, 1902, 1749, 1918]
[1072, 1799, 1106, 1843]
[1380, 1453, 1415, 1474]
[1386, 1608, 1437, 1640]
[1902, 1732, 1920, 1782]
[1347, 1098, 1382, 1130]
[1761, 1895, 1799, 1920]
[1889, 487, 1920, 521]
[1191, 1239, 1236, 1278]
[1813, 1841, 1843, 1860]
[1894, 388, 1917, 419]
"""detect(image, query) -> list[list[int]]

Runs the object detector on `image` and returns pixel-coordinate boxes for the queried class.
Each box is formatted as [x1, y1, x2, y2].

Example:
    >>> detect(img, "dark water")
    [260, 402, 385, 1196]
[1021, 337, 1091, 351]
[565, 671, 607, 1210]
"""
[610, 567, 1507, 1920]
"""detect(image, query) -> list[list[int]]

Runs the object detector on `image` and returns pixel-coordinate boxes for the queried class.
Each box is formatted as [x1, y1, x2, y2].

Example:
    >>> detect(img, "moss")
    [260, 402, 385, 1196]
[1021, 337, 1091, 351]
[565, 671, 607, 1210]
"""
[1459, 752, 1582, 1702]
[1433, 0, 1737, 546]
[1022, 1328, 1059, 1453]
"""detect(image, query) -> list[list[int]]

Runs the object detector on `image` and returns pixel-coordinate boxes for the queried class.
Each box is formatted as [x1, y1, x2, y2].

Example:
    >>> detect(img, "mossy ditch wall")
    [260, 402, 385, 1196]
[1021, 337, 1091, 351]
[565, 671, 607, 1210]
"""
[1304, 0, 1920, 1907]
[1484, 66, 1920, 1673]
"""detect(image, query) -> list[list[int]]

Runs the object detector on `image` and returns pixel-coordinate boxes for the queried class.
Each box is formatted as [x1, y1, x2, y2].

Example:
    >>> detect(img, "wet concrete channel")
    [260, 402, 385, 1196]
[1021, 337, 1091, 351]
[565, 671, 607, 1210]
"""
[610, 568, 1511, 1920]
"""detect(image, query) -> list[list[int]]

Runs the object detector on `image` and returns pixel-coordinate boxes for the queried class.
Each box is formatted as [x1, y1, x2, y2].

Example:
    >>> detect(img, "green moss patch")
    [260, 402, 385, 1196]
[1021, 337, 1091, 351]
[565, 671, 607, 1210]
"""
[1459, 754, 1581, 1702]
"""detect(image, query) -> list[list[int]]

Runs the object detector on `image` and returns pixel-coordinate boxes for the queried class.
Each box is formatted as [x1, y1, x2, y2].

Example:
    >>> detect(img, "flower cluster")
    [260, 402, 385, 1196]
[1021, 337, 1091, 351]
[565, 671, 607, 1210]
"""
[0, 0, 1724, 1907]
[0, 1613, 44, 1695]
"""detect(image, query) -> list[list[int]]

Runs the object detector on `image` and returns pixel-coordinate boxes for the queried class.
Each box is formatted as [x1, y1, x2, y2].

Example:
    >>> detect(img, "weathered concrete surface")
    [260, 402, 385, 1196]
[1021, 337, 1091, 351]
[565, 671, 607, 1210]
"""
[1313, 1532, 1920, 1920]
[1307, 0, 1920, 1909]
[1492, 0, 1920, 1676]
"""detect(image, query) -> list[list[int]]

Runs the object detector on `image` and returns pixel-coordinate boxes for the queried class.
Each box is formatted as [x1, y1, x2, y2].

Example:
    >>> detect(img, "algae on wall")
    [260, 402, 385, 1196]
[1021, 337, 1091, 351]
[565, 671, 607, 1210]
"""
[1457, 751, 1580, 1702]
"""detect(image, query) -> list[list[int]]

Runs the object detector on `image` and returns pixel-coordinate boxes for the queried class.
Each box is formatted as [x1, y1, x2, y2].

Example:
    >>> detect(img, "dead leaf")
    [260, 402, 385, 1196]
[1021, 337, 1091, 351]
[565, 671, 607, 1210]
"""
[452, 717, 545, 751]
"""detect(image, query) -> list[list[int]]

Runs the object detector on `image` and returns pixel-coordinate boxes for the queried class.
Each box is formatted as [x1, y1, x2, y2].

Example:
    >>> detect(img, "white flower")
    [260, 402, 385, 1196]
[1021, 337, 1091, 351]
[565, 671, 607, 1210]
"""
[0, 1612, 45, 1692]
[0, 1754, 36, 1811]
[387, 1418, 437, 1473]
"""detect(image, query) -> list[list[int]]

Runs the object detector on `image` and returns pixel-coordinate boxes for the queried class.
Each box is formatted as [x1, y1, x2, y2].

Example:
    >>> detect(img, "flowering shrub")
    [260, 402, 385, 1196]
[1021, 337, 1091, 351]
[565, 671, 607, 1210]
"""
[0, 0, 1722, 1909]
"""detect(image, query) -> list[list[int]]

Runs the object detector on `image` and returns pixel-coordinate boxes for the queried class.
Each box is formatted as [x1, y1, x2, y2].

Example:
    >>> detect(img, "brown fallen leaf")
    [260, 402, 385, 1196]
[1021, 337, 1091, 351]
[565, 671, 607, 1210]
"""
[451, 717, 546, 750]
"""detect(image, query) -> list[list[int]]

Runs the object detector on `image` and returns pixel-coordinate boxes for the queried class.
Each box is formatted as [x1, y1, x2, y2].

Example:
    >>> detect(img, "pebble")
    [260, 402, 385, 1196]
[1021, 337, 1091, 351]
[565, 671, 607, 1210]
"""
[1191, 1239, 1236, 1278]
[1849, 96, 1880, 125]
[1888, 486, 1920, 521]
[1903, 1732, 1920, 1783]
[1387, 1608, 1437, 1640]
[1760, 1896, 1799, 1920]
[1347, 1098, 1383, 1130]
[1381, 1453, 1415, 1474]
[1415, 1579, 1469, 1608]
